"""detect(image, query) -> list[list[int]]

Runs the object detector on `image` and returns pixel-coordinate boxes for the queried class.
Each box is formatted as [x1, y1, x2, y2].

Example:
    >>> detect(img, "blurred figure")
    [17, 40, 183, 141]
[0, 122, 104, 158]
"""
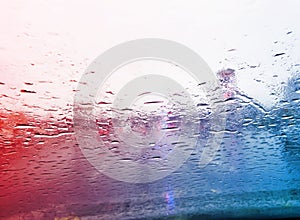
[215, 69, 264, 172]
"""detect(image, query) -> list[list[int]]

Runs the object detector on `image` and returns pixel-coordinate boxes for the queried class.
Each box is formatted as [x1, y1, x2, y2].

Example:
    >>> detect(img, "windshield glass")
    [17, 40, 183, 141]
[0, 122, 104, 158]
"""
[1, 1, 300, 219]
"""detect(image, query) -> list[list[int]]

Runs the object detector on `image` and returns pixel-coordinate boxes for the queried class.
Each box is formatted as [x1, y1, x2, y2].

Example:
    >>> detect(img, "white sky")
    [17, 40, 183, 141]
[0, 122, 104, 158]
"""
[0, 0, 299, 116]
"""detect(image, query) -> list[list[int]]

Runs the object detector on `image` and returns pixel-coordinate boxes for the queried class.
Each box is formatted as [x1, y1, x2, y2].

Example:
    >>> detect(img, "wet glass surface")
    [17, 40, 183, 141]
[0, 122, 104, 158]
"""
[1, 1, 300, 219]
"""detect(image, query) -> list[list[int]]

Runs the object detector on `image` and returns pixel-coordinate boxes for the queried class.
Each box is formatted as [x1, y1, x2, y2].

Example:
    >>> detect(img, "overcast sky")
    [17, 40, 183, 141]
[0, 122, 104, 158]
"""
[0, 0, 299, 116]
